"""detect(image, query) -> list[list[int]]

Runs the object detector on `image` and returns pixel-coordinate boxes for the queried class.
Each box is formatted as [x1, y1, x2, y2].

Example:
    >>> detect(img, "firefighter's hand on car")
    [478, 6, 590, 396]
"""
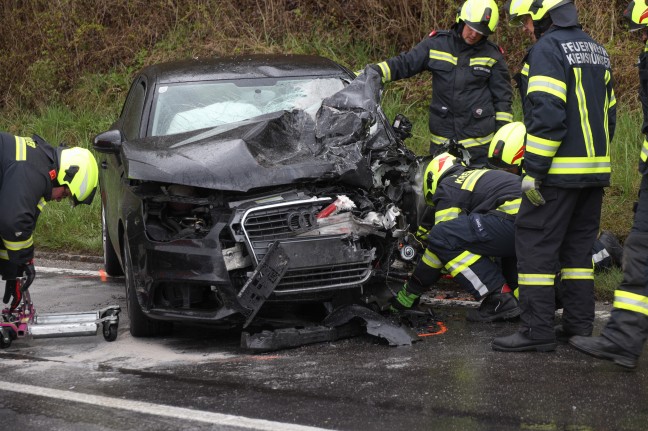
[18, 259, 35, 292]
[521, 175, 545, 206]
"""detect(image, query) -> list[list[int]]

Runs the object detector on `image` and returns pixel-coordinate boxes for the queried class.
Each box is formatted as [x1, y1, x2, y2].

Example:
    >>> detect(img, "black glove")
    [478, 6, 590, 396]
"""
[18, 259, 35, 292]
[3, 279, 21, 310]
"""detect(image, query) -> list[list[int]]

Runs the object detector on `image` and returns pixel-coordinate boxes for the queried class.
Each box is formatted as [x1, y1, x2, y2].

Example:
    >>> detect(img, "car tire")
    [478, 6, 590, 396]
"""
[102, 203, 123, 277]
[123, 239, 164, 337]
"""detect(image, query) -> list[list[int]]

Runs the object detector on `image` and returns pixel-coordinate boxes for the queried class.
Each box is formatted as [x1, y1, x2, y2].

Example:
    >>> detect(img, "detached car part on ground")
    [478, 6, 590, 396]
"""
[94, 55, 425, 342]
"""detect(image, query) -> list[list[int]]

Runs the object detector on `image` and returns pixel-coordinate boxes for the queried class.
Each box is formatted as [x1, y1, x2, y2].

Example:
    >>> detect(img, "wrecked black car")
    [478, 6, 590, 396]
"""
[93, 54, 423, 339]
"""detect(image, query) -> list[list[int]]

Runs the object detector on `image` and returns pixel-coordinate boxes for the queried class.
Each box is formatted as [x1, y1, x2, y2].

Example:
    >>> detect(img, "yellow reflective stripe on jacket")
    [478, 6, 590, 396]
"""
[547, 156, 611, 175]
[37, 197, 48, 212]
[429, 49, 457, 65]
[605, 70, 617, 108]
[496, 112, 513, 123]
[3, 235, 34, 252]
[526, 133, 560, 158]
[430, 133, 448, 146]
[521, 63, 529, 76]
[613, 290, 648, 316]
[461, 169, 488, 191]
[435, 207, 460, 224]
[15, 136, 27, 161]
[641, 138, 648, 163]
[0, 249, 8, 260]
[519, 273, 555, 286]
[422, 249, 443, 269]
[496, 198, 521, 215]
[528, 75, 567, 102]
[561, 267, 594, 280]
[458, 133, 494, 148]
[470, 57, 497, 67]
[573, 68, 595, 157]
[377, 61, 391, 82]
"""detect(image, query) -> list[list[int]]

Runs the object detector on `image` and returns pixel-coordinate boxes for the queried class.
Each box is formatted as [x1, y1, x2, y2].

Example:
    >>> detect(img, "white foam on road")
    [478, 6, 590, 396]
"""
[0, 380, 335, 431]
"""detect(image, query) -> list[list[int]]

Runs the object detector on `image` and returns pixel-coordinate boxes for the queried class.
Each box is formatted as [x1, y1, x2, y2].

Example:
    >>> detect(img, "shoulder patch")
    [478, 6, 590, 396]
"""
[428, 30, 437, 38]
[499, 46, 505, 55]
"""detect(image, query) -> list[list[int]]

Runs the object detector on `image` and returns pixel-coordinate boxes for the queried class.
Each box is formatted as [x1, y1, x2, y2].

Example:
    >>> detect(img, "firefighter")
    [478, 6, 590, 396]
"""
[0, 132, 98, 310]
[569, 0, 648, 369]
[369, 0, 513, 166]
[493, 0, 616, 352]
[489, 122, 624, 273]
[391, 152, 522, 322]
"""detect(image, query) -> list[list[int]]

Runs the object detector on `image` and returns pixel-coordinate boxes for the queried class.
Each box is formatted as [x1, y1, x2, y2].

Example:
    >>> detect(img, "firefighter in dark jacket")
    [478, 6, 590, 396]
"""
[493, 0, 617, 352]
[370, 0, 513, 166]
[391, 152, 522, 322]
[0, 132, 99, 310]
[569, 0, 648, 369]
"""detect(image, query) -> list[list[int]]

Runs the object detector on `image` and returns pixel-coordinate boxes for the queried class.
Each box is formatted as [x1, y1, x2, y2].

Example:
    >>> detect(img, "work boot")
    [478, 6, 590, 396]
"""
[466, 285, 521, 322]
[554, 324, 592, 343]
[492, 331, 557, 352]
[569, 335, 638, 369]
[598, 231, 623, 267]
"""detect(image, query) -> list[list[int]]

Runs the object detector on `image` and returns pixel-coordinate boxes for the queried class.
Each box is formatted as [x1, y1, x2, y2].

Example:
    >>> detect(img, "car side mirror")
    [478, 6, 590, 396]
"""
[93, 130, 123, 154]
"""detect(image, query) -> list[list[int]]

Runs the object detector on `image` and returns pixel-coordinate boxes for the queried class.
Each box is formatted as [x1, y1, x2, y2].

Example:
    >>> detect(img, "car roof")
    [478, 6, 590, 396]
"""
[141, 54, 352, 84]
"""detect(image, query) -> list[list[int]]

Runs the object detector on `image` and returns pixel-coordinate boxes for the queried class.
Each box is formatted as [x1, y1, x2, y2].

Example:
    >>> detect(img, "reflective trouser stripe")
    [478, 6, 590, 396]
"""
[641, 138, 648, 163]
[519, 273, 556, 286]
[3, 236, 34, 252]
[422, 250, 443, 269]
[445, 251, 488, 297]
[561, 267, 594, 280]
[613, 291, 648, 316]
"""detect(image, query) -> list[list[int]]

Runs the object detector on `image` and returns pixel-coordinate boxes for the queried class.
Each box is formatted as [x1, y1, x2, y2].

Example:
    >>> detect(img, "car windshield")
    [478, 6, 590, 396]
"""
[150, 77, 346, 137]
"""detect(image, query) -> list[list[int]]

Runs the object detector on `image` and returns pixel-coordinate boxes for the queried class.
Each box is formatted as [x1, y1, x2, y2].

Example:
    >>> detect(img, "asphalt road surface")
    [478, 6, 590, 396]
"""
[0, 260, 646, 431]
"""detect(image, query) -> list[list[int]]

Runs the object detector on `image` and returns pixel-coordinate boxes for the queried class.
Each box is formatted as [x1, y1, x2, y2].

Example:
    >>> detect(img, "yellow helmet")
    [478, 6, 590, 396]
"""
[488, 122, 526, 171]
[457, 0, 499, 35]
[57, 147, 99, 206]
[505, 0, 571, 26]
[624, 0, 648, 30]
[423, 152, 461, 205]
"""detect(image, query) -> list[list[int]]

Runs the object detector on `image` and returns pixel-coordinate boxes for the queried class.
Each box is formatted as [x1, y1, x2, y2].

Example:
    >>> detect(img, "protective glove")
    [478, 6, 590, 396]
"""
[3, 279, 21, 310]
[18, 259, 36, 292]
[521, 175, 546, 206]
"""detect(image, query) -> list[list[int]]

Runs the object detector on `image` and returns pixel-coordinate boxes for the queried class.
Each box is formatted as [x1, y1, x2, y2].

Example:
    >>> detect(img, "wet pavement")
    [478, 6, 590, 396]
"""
[0, 264, 646, 430]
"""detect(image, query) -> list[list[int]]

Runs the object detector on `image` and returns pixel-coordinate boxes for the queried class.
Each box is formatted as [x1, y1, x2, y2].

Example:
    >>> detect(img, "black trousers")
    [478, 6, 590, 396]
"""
[515, 186, 603, 340]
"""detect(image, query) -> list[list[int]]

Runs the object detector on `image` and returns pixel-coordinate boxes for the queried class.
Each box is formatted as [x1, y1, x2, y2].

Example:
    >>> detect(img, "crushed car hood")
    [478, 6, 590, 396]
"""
[122, 68, 392, 192]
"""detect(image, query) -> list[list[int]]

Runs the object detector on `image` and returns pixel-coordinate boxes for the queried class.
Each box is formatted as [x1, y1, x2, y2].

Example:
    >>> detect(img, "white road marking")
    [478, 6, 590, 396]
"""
[0, 380, 335, 431]
[36, 266, 101, 277]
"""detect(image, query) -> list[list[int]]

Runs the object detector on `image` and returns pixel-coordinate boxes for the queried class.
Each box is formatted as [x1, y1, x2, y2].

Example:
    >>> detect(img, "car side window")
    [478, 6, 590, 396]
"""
[122, 79, 147, 140]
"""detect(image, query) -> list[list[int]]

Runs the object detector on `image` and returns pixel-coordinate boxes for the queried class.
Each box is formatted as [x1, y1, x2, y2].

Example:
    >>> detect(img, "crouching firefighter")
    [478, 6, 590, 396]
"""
[0, 132, 99, 309]
[391, 152, 522, 322]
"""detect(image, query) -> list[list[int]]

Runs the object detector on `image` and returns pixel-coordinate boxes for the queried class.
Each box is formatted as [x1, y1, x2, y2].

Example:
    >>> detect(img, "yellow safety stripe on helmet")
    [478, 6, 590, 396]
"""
[376, 61, 392, 82]
[461, 169, 488, 191]
[561, 267, 594, 280]
[548, 156, 611, 175]
[422, 249, 443, 269]
[641, 138, 648, 163]
[445, 251, 481, 277]
[15, 136, 27, 161]
[470, 57, 497, 67]
[519, 273, 555, 286]
[430, 133, 448, 146]
[527, 75, 567, 103]
[37, 197, 47, 212]
[526, 133, 560, 158]
[496, 112, 513, 123]
[429, 49, 458, 66]
[613, 290, 648, 317]
[435, 207, 461, 224]
[496, 198, 521, 215]
[0, 249, 8, 260]
[459, 133, 494, 148]
[573, 68, 595, 157]
[521, 63, 529, 76]
[3, 235, 34, 251]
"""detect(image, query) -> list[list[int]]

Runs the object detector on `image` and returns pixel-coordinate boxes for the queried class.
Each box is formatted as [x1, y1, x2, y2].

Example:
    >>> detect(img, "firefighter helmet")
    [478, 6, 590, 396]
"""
[457, 0, 499, 35]
[57, 147, 99, 206]
[505, 0, 572, 26]
[488, 122, 526, 171]
[624, 0, 648, 30]
[423, 152, 461, 205]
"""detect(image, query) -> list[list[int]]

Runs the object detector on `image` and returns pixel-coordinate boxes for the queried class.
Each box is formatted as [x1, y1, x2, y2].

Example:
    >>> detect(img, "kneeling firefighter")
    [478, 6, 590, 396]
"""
[392, 152, 522, 322]
[0, 132, 99, 309]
